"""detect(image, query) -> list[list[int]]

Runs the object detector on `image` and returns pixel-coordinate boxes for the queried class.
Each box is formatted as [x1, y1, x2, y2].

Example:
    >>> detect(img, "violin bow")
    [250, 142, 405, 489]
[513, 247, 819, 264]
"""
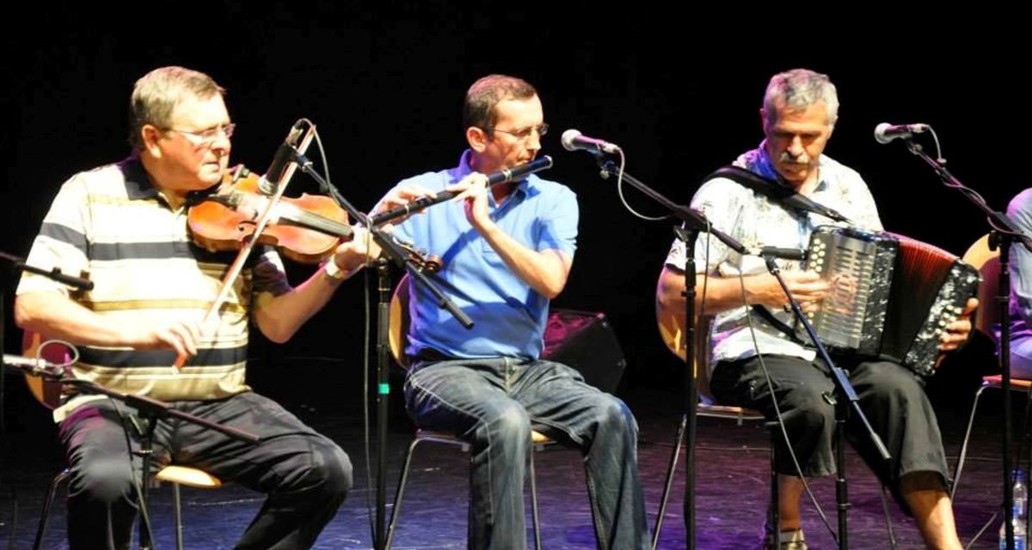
[172, 120, 317, 371]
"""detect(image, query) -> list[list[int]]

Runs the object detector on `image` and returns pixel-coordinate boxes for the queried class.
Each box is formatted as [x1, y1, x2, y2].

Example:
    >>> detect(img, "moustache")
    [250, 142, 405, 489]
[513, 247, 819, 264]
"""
[779, 153, 811, 165]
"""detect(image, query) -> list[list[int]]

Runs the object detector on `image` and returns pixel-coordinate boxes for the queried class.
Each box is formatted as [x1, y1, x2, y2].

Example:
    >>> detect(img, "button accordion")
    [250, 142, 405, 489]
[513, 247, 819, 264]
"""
[795, 226, 980, 377]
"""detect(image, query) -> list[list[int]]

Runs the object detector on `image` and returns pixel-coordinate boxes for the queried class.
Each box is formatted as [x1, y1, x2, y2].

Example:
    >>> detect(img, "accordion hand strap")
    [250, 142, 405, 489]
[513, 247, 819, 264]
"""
[707, 165, 852, 224]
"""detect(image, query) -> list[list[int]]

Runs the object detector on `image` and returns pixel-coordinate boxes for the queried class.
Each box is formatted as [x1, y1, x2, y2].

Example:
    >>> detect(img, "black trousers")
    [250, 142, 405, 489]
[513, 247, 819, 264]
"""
[58, 391, 352, 550]
[709, 354, 949, 512]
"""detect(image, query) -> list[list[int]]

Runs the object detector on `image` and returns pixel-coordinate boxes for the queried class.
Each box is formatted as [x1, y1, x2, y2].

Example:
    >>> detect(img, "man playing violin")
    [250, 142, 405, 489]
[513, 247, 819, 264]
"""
[371, 74, 650, 549]
[14, 66, 376, 549]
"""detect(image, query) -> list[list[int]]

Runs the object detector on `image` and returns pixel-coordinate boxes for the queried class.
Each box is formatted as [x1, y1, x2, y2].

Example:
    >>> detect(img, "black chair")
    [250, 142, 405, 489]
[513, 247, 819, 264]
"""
[952, 233, 1011, 497]
[33, 464, 223, 550]
[383, 275, 554, 549]
[654, 312, 780, 549]
[23, 331, 224, 550]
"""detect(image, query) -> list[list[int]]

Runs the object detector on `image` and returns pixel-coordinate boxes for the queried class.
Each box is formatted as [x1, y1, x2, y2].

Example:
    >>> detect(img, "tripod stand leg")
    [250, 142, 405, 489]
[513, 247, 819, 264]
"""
[652, 413, 687, 550]
[768, 423, 780, 549]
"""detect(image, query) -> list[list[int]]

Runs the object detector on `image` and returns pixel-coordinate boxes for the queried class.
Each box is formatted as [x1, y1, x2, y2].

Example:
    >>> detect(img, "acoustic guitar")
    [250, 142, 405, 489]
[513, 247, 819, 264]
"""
[21, 331, 72, 409]
[656, 308, 688, 362]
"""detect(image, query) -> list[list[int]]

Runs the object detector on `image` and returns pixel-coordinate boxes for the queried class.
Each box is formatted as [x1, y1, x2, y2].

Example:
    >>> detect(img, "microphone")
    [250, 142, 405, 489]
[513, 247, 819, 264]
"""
[754, 246, 807, 261]
[3, 354, 65, 378]
[258, 120, 312, 195]
[780, 194, 851, 224]
[561, 129, 621, 155]
[14, 262, 94, 290]
[369, 156, 554, 225]
[873, 122, 930, 144]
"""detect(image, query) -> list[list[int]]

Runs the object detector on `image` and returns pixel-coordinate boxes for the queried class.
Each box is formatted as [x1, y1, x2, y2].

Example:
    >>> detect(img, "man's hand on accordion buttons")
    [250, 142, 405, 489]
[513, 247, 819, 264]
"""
[938, 297, 979, 353]
[769, 271, 829, 314]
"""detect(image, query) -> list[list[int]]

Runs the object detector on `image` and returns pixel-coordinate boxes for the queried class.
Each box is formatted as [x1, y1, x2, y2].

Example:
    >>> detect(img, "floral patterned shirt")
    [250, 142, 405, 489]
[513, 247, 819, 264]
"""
[663, 143, 882, 366]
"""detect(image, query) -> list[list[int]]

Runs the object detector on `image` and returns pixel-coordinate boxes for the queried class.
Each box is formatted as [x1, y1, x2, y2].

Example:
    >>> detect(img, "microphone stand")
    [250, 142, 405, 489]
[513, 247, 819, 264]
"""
[292, 153, 472, 550]
[0, 251, 94, 292]
[0, 250, 93, 521]
[897, 138, 1032, 550]
[589, 156, 887, 550]
[1, 253, 261, 549]
[1, 360, 259, 549]
[587, 158, 748, 550]
[761, 254, 891, 550]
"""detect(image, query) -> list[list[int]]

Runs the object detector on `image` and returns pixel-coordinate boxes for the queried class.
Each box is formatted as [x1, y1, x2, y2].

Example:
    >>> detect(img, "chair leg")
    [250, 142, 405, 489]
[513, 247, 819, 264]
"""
[879, 484, 899, 547]
[529, 447, 542, 549]
[952, 384, 990, 500]
[172, 482, 184, 550]
[652, 413, 687, 550]
[388, 432, 547, 549]
[385, 437, 422, 550]
[33, 468, 70, 550]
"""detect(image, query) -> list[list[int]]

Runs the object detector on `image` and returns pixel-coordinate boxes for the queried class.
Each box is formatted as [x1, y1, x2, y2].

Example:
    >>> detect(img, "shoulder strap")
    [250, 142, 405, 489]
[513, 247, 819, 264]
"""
[705, 165, 827, 342]
[707, 165, 794, 199]
[705, 165, 851, 224]
[750, 305, 806, 343]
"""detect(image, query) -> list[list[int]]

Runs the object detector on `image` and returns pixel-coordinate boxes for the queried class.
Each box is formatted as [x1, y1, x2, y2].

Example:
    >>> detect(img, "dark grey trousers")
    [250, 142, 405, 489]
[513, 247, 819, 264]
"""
[709, 353, 948, 513]
[59, 391, 352, 550]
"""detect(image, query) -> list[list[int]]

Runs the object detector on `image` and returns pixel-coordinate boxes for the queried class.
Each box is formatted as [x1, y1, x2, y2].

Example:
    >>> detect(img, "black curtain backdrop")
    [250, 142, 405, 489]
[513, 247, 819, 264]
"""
[1, 3, 1026, 427]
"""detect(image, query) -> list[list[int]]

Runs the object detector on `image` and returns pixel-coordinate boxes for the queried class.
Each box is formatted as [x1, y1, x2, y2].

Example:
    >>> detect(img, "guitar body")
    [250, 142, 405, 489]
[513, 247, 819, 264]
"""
[22, 331, 71, 409]
[656, 308, 687, 361]
[656, 308, 717, 400]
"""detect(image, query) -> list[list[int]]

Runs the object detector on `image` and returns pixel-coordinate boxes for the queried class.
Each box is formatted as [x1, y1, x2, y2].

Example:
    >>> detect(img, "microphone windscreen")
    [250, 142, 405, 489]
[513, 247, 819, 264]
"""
[560, 129, 582, 151]
[873, 122, 893, 144]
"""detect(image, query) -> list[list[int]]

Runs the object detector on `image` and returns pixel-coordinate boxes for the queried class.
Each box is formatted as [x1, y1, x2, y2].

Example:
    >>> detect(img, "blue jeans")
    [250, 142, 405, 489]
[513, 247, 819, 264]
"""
[404, 357, 650, 550]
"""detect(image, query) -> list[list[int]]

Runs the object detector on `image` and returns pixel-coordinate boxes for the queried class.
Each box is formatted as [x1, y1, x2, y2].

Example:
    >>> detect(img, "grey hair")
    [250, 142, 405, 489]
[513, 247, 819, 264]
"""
[762, 68, 838, 128]
[128, 66, 225, 150]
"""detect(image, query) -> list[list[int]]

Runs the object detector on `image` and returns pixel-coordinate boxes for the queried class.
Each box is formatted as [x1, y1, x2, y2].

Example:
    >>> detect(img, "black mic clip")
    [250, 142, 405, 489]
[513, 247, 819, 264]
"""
[754, 246, 807, 261]
[396, 240, 443, 273]
[259, 119, 315, 196]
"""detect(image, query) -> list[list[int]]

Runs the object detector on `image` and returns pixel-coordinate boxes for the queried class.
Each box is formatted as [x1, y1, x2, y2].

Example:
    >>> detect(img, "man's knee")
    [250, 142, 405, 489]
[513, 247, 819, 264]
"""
[285, 439, 353, 502]
[72, 458, 136, 504]
[317, 443, 353, 498]
[782, 387, 835, 428]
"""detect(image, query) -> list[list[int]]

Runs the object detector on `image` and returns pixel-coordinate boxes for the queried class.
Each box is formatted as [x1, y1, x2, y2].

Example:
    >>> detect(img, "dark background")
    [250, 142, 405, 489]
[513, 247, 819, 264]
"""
[1, 4, 1026, 434]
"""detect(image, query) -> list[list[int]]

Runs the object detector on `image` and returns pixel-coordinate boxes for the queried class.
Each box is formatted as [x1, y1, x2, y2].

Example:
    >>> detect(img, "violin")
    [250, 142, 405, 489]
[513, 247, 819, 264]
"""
[187, 166, 353, 264]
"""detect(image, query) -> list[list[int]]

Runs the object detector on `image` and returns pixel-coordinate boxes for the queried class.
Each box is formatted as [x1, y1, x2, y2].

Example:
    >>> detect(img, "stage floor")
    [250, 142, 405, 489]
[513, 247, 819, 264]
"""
[0, 382, 1018, 549]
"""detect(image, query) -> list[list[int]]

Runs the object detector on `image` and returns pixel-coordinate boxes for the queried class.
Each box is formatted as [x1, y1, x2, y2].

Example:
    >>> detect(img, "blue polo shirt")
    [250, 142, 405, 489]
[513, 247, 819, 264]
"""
[389, 151, 578, 360]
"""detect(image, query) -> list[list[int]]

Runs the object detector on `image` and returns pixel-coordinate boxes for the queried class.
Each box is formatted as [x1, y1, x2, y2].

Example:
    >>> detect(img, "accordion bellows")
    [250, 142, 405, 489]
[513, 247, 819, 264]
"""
[796, 226, 981, 377]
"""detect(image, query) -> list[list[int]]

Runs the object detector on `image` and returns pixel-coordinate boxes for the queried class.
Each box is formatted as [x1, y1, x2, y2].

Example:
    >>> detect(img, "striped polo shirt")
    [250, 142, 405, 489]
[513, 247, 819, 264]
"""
[17, 155, 290, 404]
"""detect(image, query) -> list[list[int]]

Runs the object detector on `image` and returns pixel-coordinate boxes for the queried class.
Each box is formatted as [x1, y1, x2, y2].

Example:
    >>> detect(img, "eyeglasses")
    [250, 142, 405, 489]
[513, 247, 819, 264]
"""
[165, 122, 236, 145]
[490, 123, 549, 142]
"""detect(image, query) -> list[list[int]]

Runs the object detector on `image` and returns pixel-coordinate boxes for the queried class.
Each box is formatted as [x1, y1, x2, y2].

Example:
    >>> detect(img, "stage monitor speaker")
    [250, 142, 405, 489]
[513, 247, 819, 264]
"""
[543, 309, 625, 394]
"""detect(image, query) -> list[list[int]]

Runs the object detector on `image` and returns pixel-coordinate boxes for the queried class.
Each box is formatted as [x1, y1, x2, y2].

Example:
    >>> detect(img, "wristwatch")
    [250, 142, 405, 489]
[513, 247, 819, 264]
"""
[323, 259, 349, 281]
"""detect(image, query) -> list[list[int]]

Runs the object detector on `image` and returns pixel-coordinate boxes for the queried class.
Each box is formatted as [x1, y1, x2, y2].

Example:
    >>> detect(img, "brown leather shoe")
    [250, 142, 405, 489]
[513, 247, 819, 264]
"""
[762, 528, 807, 550]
